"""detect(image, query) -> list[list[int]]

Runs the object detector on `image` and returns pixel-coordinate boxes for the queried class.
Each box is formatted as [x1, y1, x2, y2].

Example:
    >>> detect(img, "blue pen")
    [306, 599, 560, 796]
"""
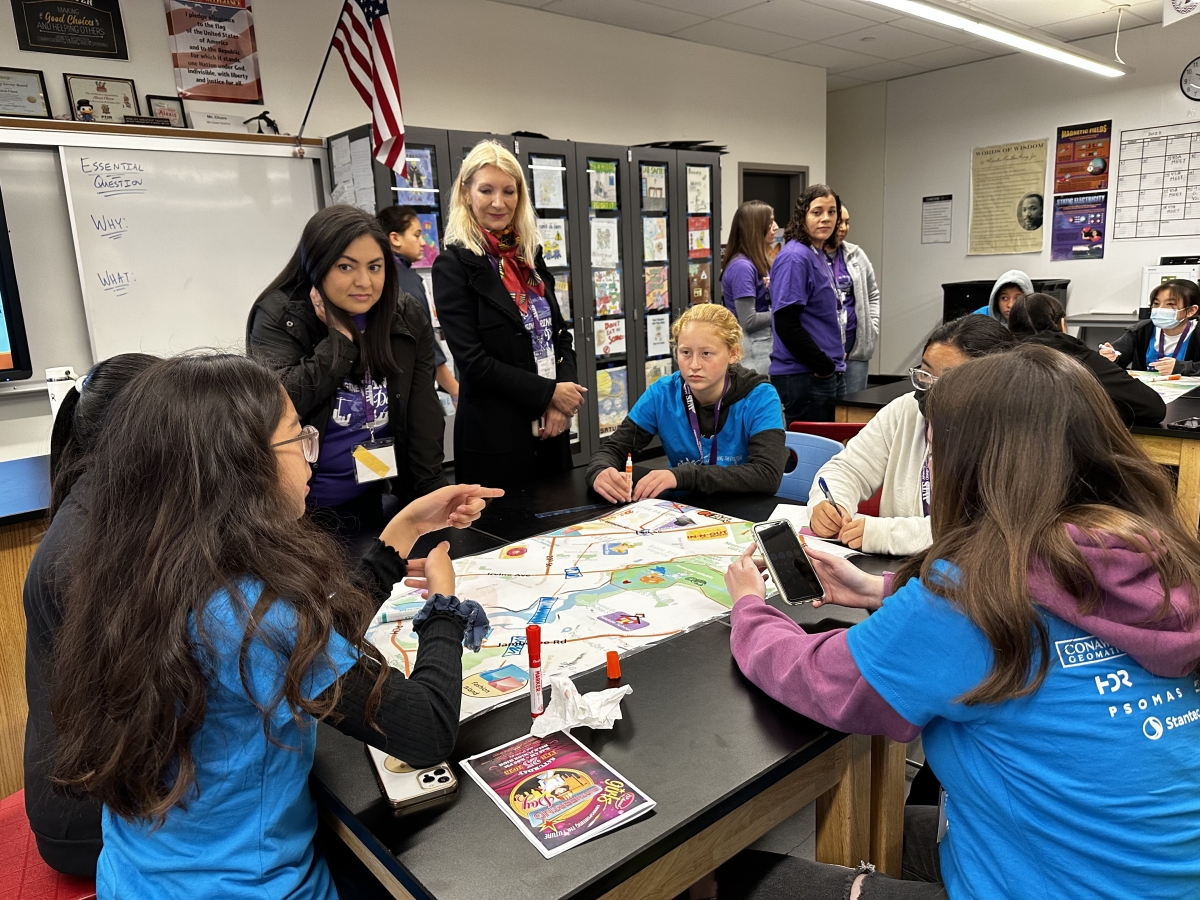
[817, 477, 847, 518]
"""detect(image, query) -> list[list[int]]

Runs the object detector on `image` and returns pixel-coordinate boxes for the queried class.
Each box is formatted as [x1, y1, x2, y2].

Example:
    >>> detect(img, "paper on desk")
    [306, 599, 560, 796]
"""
[799, 534, 863, 559]
[530, 673, 632, 737]
[767, 504, 864, 558]
[769, 503, 810, 530]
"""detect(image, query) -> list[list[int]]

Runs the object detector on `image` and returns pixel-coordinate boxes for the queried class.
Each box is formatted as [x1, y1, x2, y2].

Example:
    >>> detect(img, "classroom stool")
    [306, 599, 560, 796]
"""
[787, 422, 882, 517]
[0, 790, 96, 900]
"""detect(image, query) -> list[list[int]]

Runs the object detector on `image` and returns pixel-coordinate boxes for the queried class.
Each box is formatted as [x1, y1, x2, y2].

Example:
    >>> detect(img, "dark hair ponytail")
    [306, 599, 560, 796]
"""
[253, 204, 400, 379]
[49, 353, 159, 517]
[1008, 293, 1066, 338]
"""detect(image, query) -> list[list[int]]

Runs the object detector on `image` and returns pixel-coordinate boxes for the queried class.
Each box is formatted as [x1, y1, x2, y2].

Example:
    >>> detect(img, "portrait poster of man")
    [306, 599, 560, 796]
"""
[968, 138, 1048, 255]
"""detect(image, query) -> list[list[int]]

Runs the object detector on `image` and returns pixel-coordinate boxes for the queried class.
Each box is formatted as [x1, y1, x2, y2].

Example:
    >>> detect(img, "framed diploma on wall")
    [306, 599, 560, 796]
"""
[64, 73, 138, 123]
[0, 67, 50, 118]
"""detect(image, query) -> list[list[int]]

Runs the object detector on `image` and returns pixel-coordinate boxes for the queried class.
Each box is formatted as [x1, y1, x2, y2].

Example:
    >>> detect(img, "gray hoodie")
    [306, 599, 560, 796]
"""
[977, 269, 1034, 322]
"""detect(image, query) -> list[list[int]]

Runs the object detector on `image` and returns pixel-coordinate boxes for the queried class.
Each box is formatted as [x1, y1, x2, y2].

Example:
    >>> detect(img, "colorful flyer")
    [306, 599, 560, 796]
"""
[591, 217, 620, 267]
[687, 216, 711, 259]
[642, 215, 668, 261]
[593, 269, 622, 317]
[395, 148, 435, 205]
[596, 366, 628, 437]
[531, 155, 565, 209]
[415, 213, 440, 268]
[641, 163, 667, 211]
[1054, 120, 1111, 195]
[462, 730, 655, 859]
[688, 262, 711, 304]
[686, 165, 711, 214]
[588, 161, 618, 210]
[644, 265, 669, 310]
[595, 318, 627, 357]
[1051, 192, 1107, 261]
[538, 218, 568, 267]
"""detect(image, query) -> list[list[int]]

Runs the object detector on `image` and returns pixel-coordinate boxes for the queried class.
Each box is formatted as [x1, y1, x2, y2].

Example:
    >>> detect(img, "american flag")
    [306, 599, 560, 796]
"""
[332, 0, 406, 176]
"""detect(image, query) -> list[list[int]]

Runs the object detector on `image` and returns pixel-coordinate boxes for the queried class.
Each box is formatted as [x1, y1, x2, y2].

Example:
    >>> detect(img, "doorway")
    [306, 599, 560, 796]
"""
[739, 164, 807, 221]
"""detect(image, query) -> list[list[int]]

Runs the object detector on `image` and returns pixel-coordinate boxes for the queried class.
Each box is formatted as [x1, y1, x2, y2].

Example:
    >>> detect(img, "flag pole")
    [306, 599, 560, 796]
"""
[294, 6, 342, 157]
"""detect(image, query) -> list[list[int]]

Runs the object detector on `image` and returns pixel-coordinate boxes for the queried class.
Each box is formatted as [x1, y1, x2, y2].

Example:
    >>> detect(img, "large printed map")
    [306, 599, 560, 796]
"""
[366, 500, 753, 720]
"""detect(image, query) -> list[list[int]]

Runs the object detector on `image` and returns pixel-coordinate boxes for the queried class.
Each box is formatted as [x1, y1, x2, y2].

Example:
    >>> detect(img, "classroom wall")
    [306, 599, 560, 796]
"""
[0, 0, 827, 462]
[829, 19, 1200, 374]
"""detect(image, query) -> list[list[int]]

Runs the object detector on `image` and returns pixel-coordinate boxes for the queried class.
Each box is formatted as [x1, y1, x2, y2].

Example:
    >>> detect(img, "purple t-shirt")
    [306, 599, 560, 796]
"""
[827, 247, 857, 354]
[768, 241, 846, 376]
[721, 254, 769, 314]
[307, 313, 391, 508]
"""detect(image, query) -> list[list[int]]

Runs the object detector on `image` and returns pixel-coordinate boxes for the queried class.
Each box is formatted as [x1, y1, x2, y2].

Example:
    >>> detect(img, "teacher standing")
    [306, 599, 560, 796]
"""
[434, 141, 585, 489]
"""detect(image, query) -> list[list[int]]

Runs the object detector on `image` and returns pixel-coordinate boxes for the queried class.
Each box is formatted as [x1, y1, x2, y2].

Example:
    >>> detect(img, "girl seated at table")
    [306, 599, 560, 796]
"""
[587, 304, 787, 502]
[808, 315, 1013, 556]
[49, 354, 496, 899]
[724, 344, 1200, 899]
[1100, 278, 1200, 375]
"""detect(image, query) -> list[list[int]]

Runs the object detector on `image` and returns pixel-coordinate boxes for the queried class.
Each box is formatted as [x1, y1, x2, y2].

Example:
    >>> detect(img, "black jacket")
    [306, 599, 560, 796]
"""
[246, 286, 447, 503]
[1110, 318, 1200, 376]
[433, 244, 577, 487]
[1020, 330, 1166, 426]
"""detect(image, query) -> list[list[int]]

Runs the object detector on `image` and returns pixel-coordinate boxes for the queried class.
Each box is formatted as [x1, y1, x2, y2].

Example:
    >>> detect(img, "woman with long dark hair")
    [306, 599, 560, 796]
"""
[720, 200, 777, 375]
[49, 354, 491, 898]
[24, 353, 157, 878]
[249, 204, 447, 544]
[768, 185, 846, 422]
[724, 345, 1200, 898]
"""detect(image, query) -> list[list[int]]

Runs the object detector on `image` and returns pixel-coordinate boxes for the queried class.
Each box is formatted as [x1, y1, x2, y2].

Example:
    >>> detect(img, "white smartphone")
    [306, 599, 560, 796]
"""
[366, 746, 458, 810]
[752, 520, 826, 605]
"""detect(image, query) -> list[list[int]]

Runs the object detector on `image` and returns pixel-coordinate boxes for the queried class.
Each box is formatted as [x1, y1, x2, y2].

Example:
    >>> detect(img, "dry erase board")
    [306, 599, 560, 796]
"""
[60, 145, 320, 359]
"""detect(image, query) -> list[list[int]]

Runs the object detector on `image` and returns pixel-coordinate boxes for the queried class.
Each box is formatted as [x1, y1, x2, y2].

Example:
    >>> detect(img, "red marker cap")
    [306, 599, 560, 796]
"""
[526, 625, 541, 667]
[606, 650, 621, 680]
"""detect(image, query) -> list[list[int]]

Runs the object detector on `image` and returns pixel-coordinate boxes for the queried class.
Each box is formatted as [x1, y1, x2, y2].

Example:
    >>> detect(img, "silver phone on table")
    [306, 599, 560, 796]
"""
[751, 520, 826, 605]
[366, 746, 458, 810]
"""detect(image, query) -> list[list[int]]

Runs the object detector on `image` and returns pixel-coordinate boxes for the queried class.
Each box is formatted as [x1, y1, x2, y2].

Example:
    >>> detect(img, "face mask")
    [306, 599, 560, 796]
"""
[1151, 309, 1183, 330]
[916, 389, 928, 417]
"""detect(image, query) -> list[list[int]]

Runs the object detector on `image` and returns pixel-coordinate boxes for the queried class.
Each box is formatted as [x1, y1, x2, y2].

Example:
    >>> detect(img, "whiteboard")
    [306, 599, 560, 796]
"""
[60, 145, 320, 359]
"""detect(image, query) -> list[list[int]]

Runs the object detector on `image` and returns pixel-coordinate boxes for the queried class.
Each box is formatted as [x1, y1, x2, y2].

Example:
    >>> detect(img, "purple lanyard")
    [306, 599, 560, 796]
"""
[682, 375, 729, 466]
[813, 246, 843, 310]
[1157, 321, 1193, 360]
[360, 367, 377, 440]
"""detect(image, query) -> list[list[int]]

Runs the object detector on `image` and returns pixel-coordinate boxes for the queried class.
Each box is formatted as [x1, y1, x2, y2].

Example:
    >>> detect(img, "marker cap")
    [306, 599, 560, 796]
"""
[606, 650, 621, 680]
[526, 625, 541, 666]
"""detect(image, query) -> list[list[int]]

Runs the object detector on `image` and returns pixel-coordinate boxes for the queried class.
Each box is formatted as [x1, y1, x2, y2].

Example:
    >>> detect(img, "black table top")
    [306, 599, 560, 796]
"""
[0, 454, 50, 527]
[314, 474, 894, 900]
[837, 380, 913, 410]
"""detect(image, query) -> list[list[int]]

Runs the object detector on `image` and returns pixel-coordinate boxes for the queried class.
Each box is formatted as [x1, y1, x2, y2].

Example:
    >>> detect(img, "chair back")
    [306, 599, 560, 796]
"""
[778, 432, 844, 503]
[787, 421, 882, 516]
[0, 790, 97, 899]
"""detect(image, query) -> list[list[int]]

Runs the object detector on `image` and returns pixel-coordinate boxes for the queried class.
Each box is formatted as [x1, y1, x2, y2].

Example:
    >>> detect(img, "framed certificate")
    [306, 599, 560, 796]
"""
[64, 73, 138, 123]
[0, 67, 50, 119]
[145, 94, 187, 128]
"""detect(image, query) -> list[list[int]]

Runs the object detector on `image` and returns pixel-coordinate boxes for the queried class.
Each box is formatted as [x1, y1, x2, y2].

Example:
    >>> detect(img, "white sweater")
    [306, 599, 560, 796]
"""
[806, 392, 932, 556]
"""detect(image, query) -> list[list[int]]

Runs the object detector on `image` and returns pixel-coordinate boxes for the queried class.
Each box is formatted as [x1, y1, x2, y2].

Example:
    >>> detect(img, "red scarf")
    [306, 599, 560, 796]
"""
[483, 226, 541, 316]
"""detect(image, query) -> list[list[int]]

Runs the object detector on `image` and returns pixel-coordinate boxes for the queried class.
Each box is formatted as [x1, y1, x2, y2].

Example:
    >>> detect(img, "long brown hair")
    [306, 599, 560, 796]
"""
[783, 184, 839, 247]
[895, 344, 1200, 705]
[722, 200, 774, 277]
[50, 354, 388, 822]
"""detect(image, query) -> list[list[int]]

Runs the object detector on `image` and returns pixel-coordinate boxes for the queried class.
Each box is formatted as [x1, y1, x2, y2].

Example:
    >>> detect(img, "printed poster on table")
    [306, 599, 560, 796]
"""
[644, 266, 669, 310]
[968, 139, 1047, 255]
[1051, 192, 1107, 261]
[531, 155, 565, 209]
[593, 269, 622, 316]
[462, 731, 654, 859]
[594, 318, 627, 357]
[590, 218, 620, 267]
[415, 214, 440, 268]
[641, 164, 666, 211]
[645, 358, 672, 387]
[596, 367, 628, 437]
[646, 312, 670, 356]
[538, 218, 568, 267]
[589, 161, 617, 210]
[165, 0, 263, 103]
[10, 0, 128, 58]
[395, 148, 435, 205]
[642, 216, 667, 261]
[688, 216, 711, 258]
[686, 166, 711, 214]
[1054, 121, 1111, 194]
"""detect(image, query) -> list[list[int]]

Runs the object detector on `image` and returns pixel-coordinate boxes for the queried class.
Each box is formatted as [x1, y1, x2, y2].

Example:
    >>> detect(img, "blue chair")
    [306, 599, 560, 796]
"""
[776, 431, 844, 503]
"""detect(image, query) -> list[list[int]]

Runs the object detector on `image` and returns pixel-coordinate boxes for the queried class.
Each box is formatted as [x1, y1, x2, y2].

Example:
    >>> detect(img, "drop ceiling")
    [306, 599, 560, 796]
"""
[491, 0, 1160, 90]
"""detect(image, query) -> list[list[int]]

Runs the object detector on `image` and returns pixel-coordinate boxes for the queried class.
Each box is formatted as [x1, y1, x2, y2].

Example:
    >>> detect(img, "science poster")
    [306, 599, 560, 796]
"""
[1054, 121, 1111, 194]
[1051, 192, 1107, 261]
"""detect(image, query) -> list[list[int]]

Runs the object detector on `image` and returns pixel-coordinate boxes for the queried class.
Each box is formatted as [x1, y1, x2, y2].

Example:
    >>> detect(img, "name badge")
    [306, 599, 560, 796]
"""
[352, 438, 397, 483]
[536, 350, 556, 380]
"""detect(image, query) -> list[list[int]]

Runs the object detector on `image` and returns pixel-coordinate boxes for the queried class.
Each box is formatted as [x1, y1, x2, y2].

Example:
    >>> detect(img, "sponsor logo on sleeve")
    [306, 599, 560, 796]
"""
[1055, 635, 1127, 668]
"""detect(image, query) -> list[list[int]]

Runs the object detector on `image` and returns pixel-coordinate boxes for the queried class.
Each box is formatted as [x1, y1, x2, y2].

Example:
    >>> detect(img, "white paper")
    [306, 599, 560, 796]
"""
[766, 504, 864, 558]
[330, 135, 351, 169]
[921, 195, 952, 244]
[768, 503, 811, 531]
[538, 218, 568, 266]
[594, 318, 627, 356]
[590, 218, 620, 267]
[686, 165, 711, 214]
[1114, 121, 1200, 239]
[646, 312, 670, 356]
[531, 674, 632, 737]
[642, 216, 668, 261]
[531, 156, 565, 209]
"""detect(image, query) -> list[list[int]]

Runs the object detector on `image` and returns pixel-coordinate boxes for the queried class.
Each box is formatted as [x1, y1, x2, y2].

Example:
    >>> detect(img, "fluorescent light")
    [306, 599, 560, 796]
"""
[856, 0, 1127, 78]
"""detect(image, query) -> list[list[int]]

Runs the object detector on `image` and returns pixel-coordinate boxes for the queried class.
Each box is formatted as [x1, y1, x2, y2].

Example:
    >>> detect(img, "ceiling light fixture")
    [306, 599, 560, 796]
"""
[855, 0, 1128, 77]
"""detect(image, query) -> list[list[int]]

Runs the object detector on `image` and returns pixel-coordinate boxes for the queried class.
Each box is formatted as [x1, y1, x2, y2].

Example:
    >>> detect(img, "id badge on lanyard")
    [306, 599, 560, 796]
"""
[815, 247, 847, 347]
[352, 370, 397, 484]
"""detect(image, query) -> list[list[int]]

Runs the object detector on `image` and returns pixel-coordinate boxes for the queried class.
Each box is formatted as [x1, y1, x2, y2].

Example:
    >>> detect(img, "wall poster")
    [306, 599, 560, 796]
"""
[165, 0, 263, 103]
[1054, 120, 1111, 194]
[10, 0, 127, 58]
[968, 139, 1047, 255]
[1114, 121, 1200, 239]
[1050, 192, 1107, 261]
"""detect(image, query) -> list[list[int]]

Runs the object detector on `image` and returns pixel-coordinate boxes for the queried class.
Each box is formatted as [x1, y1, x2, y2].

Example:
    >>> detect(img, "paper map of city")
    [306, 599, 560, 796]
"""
[366, 500, 753, 720]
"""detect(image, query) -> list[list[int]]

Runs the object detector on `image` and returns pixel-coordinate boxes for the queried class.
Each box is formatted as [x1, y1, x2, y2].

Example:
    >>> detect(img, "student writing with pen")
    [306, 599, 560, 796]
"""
[587, 304, 787, 503]
[1099, 278, 1200, 376]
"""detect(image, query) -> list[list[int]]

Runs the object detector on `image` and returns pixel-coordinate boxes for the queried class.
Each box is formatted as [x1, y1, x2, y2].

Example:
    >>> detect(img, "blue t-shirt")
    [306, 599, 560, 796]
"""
[768, 240, 845, 376]
[721, 254, 769, 315]
[628, 371, 783, 469]
[847, 571, 1200, 899]
[1145, 325, 1194, 369]
[308, 313, 391, 508]
[98, 582, 359, 899]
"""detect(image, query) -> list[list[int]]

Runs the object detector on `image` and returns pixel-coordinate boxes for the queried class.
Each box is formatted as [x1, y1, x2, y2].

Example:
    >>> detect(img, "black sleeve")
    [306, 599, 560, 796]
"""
[1110, 325, 1139, 371]
[670, 429, 788, 495]
[320, 612, 463, 768]
[585, 417, 657, 489]
[402, 301, 450, 495]
[247, 301, 360, 420]
[1079, 348, 1166, 427]
[351, 539, 408, 606]
[773, 305, 836, 376]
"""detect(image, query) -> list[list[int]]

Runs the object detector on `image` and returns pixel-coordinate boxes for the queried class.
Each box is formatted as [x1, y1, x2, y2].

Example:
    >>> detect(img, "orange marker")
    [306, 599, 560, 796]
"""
[625, 453, 634, 501]
[606, 650, 622, 680]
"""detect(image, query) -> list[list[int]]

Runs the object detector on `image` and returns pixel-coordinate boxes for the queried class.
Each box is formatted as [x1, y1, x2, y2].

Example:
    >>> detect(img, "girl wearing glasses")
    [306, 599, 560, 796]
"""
[249, 205, 448, 546]
[48, 354, 498, 899]
[807, 316, 1013, 555]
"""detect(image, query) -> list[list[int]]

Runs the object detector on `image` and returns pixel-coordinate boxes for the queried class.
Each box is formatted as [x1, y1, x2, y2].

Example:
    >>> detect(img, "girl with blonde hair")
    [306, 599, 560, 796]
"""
[434, 141, 585, 488]
[587, 304, 786, 502]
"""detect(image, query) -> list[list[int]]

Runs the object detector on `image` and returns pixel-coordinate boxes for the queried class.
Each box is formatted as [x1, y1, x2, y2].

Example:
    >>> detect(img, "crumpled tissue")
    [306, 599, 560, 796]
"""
[530, 673, 632, 737]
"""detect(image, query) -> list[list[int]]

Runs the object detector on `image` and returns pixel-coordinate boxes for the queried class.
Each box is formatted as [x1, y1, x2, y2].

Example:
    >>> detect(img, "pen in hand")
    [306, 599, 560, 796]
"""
[818, 477, 847, 519]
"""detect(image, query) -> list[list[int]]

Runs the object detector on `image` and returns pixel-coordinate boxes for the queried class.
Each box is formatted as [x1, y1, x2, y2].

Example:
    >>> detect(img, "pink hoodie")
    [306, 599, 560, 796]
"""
[729, 525, 1200, 737]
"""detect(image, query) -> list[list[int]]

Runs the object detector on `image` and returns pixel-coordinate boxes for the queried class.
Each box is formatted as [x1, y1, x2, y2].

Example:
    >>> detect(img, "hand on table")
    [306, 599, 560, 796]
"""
[381, 484, 505, 557]
[810, 500, 851, 538]
[837, 517, 866, 550]
[311, 287, 353, 340]
[593, 467, 631, 504]
[1151, 357, 1178, 375]
[539, 407, 570, 440]
[725, 545, 767, 602]
[633, 469, 677, 501]
[805, 547, 885, 611]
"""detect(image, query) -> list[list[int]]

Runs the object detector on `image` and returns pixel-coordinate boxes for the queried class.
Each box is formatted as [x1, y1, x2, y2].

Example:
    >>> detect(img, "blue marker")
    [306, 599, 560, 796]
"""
[817, 477, 847, 519]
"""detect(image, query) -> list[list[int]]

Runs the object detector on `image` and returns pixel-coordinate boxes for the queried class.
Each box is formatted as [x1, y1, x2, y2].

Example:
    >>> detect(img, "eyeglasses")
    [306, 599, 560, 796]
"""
[908, 367, 939, 391]
[272, 425, 320, 463]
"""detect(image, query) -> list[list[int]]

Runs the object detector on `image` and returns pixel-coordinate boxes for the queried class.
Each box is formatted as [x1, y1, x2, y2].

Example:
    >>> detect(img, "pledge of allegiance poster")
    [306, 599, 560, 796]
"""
[165, 0, 263, 103]
[968, 139, 1047, 256]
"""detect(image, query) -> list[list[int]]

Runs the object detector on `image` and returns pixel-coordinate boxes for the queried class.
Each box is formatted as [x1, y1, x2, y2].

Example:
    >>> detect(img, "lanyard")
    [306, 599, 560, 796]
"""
[814, 246, 847, 348]
[920, 447, 931, 517]
[360, 366, 377, 441]
[682, 375, 729, 466]
[1157, 321, 1193, 360]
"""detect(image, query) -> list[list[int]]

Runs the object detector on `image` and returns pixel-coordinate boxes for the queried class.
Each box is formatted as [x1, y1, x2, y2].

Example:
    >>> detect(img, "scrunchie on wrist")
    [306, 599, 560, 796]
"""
[413, 593, 490, 652]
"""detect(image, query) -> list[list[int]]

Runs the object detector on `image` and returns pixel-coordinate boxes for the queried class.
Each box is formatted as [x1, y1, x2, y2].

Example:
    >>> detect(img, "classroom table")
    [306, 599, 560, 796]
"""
[312, 469, 907, 900]
[835, 380, 1200, 528]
